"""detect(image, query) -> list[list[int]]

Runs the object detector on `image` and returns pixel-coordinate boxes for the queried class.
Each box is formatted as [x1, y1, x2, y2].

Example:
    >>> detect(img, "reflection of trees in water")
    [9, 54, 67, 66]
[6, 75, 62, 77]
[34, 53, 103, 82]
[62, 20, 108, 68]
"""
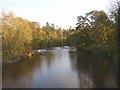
[3, 50, 65, 88]
[3, 55, 41, 78]
[3, 50, 118, 88]
[2, 52, 55, 88]
[69, 53, 77, 70]
[2, 55, 41, 87]
[39, 52, 55, 69]
[69, 52, 94, 88]
[69, 51, 118, 88]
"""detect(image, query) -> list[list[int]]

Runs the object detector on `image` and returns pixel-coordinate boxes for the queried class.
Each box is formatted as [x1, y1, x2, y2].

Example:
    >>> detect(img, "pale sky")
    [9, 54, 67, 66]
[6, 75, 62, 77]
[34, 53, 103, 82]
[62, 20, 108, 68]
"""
[0, 0, 113, 29]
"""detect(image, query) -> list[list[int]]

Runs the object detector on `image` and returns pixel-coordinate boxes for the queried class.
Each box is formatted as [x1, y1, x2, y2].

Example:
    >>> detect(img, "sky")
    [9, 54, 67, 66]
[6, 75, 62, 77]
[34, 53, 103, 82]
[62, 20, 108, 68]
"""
[0, 0, 113, 29]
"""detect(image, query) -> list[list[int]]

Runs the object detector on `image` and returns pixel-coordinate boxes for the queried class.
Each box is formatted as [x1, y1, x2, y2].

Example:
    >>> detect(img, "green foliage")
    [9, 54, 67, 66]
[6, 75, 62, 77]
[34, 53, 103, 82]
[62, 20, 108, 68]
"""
[2, 12, 65, 61]
[2, 9, 117, 62]
[2, 12, 32, 58]
[66, 10, 117, 55]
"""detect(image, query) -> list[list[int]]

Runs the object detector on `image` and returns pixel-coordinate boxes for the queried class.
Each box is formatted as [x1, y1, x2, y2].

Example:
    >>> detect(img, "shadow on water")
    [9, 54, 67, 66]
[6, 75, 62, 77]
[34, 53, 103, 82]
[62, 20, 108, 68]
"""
[69, 51, 118, 88]
[2, 52, 55, 88]
[2, 49, 118, 88]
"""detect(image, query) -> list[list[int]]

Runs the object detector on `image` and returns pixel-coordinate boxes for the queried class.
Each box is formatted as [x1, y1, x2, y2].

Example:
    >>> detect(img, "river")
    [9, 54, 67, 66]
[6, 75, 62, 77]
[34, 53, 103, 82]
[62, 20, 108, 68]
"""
[2, 47, 118, 88]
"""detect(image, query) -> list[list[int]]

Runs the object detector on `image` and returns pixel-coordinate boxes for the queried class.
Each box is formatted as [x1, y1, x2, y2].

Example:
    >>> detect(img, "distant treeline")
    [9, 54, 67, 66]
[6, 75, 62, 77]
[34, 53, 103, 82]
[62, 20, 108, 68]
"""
[2, 3, 119, 61]
[2, 12, 65, 60]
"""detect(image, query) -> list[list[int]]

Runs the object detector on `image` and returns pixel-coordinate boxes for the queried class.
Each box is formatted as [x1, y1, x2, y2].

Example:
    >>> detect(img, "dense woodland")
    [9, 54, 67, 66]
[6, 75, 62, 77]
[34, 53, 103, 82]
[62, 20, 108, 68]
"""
[2, 2, 119, 64]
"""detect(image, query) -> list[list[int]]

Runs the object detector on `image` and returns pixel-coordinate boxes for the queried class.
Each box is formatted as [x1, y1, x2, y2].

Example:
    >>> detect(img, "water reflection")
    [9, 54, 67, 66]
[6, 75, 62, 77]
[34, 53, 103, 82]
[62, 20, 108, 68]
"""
[3, 49, 118, 88]
[69, 51, 118, 88]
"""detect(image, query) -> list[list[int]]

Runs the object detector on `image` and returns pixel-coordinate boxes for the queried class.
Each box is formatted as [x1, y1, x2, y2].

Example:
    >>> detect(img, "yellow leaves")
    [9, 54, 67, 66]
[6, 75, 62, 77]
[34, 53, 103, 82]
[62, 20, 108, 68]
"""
[2, 12, 34, 54]
[70, 31, 74, 35]
[33, 28, 46, 40]
[38, 29, 46, 36]
[50, 31, 58, 39]
[80, 25, 85, 30]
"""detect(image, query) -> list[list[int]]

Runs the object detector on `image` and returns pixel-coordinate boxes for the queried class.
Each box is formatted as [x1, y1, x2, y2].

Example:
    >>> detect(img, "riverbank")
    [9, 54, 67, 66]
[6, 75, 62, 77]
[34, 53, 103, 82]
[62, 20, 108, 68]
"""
[76, 47, 117, 57]
[3, 56, 26, 67]
[2, 46, 117, 67]
[2, 47, 69, 67]
[2, 51, 35, 67]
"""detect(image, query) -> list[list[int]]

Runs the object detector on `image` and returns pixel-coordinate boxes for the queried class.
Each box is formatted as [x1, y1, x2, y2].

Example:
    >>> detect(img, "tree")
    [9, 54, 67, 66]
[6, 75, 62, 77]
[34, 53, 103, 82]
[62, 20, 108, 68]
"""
[2, 11, 33, 59]
[68, 10, 117, 54]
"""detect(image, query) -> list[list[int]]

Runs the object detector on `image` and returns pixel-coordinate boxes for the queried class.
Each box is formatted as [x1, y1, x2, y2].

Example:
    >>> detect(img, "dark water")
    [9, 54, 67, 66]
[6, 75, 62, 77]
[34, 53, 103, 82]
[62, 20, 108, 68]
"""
[2, 48, 118, 88]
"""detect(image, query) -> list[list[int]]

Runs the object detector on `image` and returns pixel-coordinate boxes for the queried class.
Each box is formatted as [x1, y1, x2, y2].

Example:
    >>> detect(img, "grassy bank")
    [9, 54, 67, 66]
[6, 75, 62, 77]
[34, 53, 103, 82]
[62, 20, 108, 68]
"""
[2, 50, 35, 67]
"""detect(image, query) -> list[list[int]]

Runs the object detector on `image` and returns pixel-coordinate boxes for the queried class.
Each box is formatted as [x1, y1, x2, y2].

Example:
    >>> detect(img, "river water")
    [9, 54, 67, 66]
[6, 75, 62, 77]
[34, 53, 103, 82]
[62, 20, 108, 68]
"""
[2, 48, 118, 88]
